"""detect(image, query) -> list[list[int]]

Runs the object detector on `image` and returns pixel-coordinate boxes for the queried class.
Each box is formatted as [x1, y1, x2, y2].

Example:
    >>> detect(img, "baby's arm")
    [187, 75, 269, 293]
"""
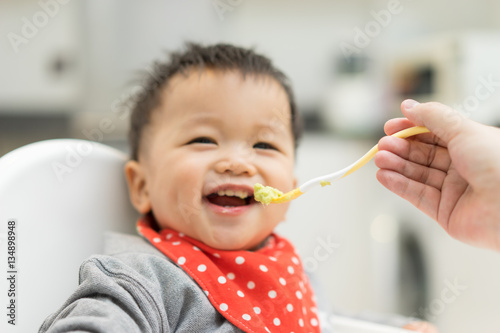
[39, 256, 167, 333]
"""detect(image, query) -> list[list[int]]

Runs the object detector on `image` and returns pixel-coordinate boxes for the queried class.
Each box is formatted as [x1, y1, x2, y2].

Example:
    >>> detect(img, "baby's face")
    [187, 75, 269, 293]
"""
[126, 69, 296, 250]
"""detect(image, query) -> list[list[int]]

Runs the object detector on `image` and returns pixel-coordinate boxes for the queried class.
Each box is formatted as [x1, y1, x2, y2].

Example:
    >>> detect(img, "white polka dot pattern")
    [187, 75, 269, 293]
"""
[235, 256, 245, 264]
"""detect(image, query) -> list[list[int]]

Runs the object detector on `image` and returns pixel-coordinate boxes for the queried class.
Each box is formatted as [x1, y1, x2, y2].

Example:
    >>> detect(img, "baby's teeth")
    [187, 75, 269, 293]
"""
[235, 190, 247, 199]
[215, 189, 249, 198]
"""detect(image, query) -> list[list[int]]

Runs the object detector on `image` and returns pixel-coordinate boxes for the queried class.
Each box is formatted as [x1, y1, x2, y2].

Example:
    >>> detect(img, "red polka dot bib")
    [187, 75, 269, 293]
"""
[137, 216, 320, 333]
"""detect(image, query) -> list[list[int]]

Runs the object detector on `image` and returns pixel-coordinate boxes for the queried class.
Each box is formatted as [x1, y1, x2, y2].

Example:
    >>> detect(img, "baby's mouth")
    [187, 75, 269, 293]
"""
[206, 189, 256, 207]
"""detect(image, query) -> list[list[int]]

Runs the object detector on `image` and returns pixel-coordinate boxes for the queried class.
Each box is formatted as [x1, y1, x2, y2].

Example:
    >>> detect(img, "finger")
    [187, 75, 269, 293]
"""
[377, 136, 451, 173]
[401, 100, 476, 144]
[384, 118, 416, 135]
[375, 150, 447, 190]
[384, 116, 448, 147]
[376, 169, 440, 221]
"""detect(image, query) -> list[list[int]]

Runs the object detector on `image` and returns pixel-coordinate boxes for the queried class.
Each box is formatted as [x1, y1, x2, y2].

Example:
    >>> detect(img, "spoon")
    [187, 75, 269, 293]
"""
[254, 126, 430, 205]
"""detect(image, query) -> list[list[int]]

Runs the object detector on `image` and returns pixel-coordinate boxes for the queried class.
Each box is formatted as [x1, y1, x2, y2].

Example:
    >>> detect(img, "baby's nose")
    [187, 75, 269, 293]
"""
[214, 154, 257, 176]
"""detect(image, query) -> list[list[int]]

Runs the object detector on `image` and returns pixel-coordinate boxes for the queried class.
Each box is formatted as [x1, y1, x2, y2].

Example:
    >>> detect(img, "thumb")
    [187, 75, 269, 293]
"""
[401, 100, 475, 144]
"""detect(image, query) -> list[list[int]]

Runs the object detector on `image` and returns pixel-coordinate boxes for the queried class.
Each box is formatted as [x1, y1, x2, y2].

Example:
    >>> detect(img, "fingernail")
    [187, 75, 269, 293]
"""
[403, 99, 420, 110]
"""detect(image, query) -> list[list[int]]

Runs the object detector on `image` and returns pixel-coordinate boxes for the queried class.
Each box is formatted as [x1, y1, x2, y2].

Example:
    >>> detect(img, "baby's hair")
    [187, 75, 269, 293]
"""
[128, 43, 302, 160]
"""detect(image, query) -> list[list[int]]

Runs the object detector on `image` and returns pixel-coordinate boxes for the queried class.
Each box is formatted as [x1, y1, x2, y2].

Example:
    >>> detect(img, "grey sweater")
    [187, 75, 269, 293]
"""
[39, 233, 246, 333]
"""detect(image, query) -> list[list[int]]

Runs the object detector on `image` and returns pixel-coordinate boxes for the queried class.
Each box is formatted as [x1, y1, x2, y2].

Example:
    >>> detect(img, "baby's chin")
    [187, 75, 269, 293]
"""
[154, 215, 274, 251]
[201, 233, 271, 252]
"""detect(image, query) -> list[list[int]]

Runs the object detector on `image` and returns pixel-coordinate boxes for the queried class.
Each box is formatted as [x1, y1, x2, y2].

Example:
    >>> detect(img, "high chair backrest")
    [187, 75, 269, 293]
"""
[0, 139, 138, 332]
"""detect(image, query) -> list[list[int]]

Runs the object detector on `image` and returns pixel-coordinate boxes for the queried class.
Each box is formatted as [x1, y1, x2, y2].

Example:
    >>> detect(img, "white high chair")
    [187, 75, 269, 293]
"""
[0, 139, 138, 332]
[0, 139, 413, 333]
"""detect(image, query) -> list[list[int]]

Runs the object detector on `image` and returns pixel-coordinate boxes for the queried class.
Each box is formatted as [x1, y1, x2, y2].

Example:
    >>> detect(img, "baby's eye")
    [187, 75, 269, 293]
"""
[187, 137, 216, 145]
[253, 142, 278, 150]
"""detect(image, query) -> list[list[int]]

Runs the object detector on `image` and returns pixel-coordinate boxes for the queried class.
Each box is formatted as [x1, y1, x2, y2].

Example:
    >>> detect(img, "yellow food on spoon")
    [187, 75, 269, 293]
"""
[253, 183, 283, 205]
[253, 183, 303, 205]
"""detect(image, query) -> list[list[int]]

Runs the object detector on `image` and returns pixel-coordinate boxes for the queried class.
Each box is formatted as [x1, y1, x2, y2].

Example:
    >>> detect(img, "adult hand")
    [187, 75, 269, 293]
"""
[374, 100, 500, 251]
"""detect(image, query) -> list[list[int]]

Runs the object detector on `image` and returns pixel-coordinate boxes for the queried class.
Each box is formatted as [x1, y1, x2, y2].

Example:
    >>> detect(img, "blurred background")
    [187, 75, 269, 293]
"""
[1, 0, 500, 332]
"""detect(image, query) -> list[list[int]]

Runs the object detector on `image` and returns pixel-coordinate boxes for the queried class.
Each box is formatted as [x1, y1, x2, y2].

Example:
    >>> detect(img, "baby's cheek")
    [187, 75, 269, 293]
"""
[152, 163, 203, 230]
[275, 201, 290, 221]
[156, 155, 200, 197]
[263, 200, 290, 229]
[267, 158, 295, 187]
[172, 158, 206, 202]
[175, 162, 199, 186]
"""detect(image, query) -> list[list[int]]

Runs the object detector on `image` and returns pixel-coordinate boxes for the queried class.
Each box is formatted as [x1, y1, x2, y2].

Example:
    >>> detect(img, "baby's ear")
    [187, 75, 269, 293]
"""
[124, 160, 151, 214]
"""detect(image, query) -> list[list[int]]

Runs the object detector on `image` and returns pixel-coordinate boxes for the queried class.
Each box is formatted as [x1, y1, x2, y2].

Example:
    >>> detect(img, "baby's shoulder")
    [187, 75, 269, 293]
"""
[104, 232, 163, 256]
[79, 232, 205, 305]
[77, 233, 230, 330]
[87, 232, 185, 284]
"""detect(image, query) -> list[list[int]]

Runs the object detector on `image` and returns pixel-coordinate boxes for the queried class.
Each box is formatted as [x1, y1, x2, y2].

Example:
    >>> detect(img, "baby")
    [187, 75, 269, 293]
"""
[124, 43, 312, 331]
[40, 43, 316, 333]
[40, 43, 433, 333]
